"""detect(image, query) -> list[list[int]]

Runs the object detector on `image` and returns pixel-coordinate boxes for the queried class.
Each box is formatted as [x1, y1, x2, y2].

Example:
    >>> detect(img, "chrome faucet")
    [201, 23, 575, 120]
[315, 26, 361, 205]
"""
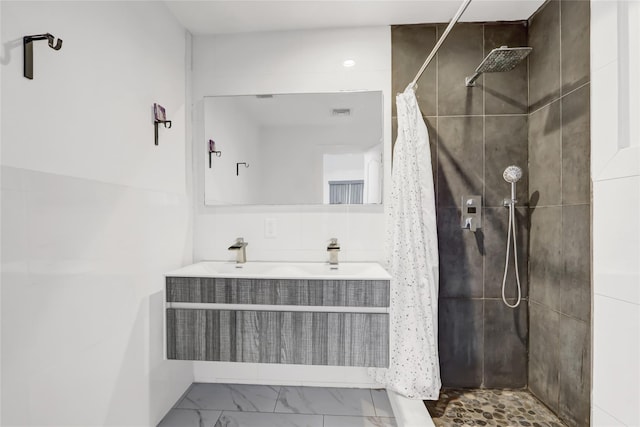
[327, 238, 340, 266]
[228, 237, 248, 264]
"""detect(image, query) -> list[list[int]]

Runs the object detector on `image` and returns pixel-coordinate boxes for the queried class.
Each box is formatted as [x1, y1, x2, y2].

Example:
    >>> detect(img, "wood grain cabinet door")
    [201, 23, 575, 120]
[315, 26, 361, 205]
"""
[166, 308, 389, 367]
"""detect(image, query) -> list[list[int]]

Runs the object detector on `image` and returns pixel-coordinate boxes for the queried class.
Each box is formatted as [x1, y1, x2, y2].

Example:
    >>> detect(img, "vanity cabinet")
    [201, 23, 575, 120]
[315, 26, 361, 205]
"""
[165, 276, 390, 367]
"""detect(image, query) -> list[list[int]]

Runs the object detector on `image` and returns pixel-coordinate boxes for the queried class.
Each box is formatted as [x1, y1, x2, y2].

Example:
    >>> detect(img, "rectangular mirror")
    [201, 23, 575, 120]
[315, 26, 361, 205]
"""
[203, 91, 384, 206]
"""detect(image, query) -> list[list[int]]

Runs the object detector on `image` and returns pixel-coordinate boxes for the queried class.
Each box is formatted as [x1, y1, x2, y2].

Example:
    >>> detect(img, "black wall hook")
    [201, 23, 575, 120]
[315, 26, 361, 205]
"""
[23, 33, 63, 80]
[208, 139, 222, 168]
[153, 103, 171, 146]
[236, 162, 249, 176]
[154, 119, 171, 146]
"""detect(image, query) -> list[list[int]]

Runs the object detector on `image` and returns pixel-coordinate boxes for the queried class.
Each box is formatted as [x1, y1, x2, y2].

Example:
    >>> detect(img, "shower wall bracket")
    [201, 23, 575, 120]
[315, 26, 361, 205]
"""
[23, 33, 63, 80]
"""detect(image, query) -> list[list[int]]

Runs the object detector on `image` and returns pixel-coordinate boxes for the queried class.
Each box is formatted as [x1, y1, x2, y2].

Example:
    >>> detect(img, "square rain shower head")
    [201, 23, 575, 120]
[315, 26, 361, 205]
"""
[475, 46, 533, 73]
[465, 46, 532, 87]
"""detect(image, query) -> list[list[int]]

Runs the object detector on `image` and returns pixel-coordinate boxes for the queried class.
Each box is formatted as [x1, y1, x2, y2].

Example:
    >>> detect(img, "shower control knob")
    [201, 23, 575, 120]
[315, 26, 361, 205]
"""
[461, 195, 482, 232]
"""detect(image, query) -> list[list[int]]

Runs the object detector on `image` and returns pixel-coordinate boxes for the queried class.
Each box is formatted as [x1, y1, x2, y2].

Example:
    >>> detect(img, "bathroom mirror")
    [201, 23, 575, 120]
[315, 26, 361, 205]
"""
[203, 91, 384, 206]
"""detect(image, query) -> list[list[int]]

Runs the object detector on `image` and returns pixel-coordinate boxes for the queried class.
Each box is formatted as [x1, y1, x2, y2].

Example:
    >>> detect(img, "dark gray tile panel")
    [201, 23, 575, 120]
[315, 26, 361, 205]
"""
[437, 116, 483, 208]
[437, 208, 484, 298]
[528, 302, 560, 413]
[529, 0, 561, 111]
[529, 100, 562, 207]
[439, 298, 484, 387]
[484, 300, 528, 388]
[561, 0, 590, 94]
[483, 207, 529, 300]
[391, 25, 437, 116]
[529, 206, 562, 310]
[437, 23, 484, 116]
[425, 116, 439, 186]
[562, 84, 591, 205]
[483, 23, 529, 115]
[484, 115, 529, 207]
[561, 204, 591, 322]
[558, 316, 591, 427]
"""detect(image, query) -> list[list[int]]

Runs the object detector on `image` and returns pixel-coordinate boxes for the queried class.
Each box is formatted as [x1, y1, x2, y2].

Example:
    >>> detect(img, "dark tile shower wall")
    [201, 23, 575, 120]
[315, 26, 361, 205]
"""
[527, 1, 591, 427]
[392, 22, 530, 389]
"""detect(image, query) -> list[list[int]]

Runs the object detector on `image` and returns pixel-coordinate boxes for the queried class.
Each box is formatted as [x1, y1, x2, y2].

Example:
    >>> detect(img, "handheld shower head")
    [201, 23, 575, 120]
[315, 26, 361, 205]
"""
[503, 165, 523, 183]
[503, 165, 523, 203]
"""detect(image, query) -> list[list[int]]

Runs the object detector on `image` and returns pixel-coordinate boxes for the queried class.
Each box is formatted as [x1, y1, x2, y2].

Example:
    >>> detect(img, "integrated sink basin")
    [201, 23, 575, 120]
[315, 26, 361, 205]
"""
[165, 261, 391, 281]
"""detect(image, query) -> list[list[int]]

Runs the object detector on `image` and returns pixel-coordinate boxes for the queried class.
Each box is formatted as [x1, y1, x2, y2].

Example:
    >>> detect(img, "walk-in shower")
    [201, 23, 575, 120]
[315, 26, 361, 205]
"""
[501, 165, 523, 308]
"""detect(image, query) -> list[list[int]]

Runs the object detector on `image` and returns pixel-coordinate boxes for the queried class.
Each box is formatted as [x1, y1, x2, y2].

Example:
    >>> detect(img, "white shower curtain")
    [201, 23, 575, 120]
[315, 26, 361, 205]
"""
[371, 85, 441, 399]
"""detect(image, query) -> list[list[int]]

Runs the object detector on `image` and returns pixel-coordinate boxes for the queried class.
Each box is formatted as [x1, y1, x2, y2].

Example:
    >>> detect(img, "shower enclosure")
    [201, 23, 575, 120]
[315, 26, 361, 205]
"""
[392, 0, 591, 423]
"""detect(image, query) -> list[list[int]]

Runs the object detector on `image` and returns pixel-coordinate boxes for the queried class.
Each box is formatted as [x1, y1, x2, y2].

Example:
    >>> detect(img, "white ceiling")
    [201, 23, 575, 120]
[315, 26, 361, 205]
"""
[164, 0, 545, 35]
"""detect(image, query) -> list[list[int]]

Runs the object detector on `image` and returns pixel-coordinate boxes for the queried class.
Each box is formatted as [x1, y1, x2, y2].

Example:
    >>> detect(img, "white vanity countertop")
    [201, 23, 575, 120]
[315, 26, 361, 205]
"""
[165, 261, 391, 281]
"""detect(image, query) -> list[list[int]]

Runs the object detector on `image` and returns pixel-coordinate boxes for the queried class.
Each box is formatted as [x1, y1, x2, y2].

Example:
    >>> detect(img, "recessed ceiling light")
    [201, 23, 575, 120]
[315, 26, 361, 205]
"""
[343, 59, 356, 68]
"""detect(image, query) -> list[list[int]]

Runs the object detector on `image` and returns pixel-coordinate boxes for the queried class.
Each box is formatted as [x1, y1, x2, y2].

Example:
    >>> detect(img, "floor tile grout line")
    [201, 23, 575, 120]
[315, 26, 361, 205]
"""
[273, 385, 282, 413]
[369, 389, 378, 417]
[173, 383, 195, 409]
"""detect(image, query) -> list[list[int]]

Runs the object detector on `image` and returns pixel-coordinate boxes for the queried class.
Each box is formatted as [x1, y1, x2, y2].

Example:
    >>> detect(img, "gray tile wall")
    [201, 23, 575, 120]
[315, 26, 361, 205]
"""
[392, 22, 530, 389]
[527, 1, 591, 427]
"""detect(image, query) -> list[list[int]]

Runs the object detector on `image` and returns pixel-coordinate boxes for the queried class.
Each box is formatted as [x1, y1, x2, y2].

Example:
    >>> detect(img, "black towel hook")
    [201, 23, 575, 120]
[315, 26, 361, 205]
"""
[23, 33, 63, 79]
[236, 162, 249, 176]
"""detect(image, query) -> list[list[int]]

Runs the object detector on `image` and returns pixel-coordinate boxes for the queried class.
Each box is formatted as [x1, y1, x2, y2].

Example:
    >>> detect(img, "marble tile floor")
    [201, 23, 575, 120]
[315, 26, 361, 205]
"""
[158, 383, 397, 427]
[425, 389, 567, 427]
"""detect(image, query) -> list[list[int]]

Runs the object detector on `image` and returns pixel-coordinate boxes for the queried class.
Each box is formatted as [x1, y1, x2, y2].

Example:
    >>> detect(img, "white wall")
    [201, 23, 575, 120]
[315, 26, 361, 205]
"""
[1, 2, 193, 425]
[191, 27, 391, 386]
[260, 126, 325, 205]
[591, 2, 640, 426]
[364, 143, 383, 204]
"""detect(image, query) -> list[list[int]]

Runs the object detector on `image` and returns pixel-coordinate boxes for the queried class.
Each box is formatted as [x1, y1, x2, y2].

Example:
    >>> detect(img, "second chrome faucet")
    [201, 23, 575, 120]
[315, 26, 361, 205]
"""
[327, 238, 340, 266]
[228, 237, 341, 266]
[228, 237, 248, 264]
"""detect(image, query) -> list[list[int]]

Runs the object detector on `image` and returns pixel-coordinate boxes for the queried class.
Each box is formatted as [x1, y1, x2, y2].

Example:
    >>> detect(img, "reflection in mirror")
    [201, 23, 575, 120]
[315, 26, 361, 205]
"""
[204, 91, 384, 206]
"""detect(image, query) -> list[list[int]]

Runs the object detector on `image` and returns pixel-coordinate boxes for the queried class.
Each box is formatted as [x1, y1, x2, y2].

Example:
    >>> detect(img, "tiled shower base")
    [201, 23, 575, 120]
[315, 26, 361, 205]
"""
[425, 389, 567, 427]
[158, 383, 397, 427]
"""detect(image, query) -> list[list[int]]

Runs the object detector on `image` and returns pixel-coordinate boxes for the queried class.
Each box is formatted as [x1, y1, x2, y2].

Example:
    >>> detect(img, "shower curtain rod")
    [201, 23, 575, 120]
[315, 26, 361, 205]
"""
[409, 0, 472, 89]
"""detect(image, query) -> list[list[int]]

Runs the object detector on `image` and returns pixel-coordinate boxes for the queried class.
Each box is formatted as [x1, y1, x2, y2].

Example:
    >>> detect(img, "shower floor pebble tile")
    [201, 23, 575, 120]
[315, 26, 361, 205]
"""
[158, 384, 396, 427]
[425, 389, 567, 427]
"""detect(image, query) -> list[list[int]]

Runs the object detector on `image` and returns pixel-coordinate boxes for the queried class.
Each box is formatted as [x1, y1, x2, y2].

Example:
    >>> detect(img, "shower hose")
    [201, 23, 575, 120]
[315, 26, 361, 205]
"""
[502, 201, 522, 308]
